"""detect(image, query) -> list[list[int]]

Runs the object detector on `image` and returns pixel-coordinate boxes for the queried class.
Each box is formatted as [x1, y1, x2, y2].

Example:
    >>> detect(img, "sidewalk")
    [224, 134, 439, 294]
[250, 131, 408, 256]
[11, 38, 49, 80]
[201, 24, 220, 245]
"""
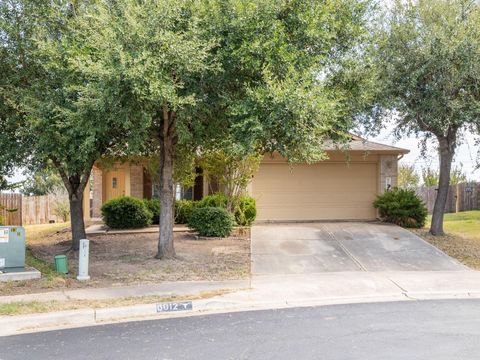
[3, 270, 480, 336]
[0, 279, 250, 304]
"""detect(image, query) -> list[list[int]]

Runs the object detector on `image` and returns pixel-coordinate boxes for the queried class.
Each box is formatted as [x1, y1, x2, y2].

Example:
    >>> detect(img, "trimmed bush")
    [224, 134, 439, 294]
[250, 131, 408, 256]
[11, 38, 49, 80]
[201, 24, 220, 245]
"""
[197, 193, 228, 208]
[373, 188, 428, 228]
[234, 196, 257, 226]
[175, 199, 196, 224]
[187, 206, 234, 237]
[101, 196, 152, 229]
[143, 198, 160, 224]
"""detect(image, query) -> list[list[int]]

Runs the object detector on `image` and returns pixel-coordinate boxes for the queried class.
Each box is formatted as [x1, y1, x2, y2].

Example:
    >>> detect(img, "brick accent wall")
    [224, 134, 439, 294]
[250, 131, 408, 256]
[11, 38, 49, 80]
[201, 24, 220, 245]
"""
[92, 167, 103, 218]
[379, 155, 398, 194]
[130, 165, 144, 198]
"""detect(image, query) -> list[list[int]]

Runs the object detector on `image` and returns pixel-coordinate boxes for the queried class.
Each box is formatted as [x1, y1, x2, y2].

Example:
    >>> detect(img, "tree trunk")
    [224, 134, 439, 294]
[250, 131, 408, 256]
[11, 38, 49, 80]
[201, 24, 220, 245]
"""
[156, 110, 176, 259]
[430, 136, 455, 236]
[53, 160, 91, 251]
[69, 191, 86, 251]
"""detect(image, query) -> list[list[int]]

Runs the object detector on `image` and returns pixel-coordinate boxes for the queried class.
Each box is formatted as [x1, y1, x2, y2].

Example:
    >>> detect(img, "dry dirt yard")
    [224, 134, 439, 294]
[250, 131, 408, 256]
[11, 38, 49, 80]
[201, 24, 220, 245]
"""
[411, 211, 480, 270]
[1, 225, 250, 296]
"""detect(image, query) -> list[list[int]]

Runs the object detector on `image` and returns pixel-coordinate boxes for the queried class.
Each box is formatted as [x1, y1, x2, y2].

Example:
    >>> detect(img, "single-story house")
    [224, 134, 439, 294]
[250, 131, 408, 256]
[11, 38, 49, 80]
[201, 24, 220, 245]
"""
[84, 135, 409, 222]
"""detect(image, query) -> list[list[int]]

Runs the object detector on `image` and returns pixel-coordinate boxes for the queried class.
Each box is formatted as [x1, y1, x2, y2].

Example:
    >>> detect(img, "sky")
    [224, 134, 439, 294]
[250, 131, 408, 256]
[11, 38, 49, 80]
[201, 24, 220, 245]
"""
[372, 123, 480, 181]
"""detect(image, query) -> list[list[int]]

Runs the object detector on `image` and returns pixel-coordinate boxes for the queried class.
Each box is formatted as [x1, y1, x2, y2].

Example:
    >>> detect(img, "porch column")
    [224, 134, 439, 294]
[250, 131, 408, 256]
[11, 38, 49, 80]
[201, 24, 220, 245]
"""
[91, 166, 103, 218]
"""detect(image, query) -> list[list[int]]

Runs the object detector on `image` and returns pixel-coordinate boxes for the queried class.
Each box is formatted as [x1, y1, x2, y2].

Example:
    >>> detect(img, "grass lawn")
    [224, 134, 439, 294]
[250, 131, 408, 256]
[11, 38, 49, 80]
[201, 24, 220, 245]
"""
[413, 210, 480, 269]
[25, 222, 72, 281]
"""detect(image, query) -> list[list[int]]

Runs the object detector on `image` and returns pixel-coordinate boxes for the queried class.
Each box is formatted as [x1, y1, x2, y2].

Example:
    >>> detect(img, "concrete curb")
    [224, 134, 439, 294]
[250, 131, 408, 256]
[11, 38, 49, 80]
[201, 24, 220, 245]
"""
[0, 309, 95, 336]
[3, 291, 480, 337]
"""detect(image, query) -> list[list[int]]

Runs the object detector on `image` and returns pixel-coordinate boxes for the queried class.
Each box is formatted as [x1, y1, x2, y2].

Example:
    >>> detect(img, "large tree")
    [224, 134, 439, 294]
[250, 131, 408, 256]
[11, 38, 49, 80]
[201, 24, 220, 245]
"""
[369, 0, 480, 235]
[77, 0, 373, 258]
[0, 1, 148, 249]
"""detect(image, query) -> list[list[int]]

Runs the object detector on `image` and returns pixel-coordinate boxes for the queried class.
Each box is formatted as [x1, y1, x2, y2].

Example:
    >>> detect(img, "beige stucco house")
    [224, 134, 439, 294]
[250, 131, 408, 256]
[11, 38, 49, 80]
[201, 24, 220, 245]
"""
[85, 135, 408, 222]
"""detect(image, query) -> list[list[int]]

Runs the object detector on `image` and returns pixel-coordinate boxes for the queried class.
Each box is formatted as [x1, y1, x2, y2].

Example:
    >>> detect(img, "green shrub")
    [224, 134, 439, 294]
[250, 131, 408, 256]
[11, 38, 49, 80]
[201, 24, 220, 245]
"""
[234, 196, 257, 226]
[143, 198, 160, 224]
[175, 200, 196, 224]
[53, 201, 70, 222]
[197, 193, 229, 208]
[187, 206, 234, 237]
[101, 196, 152, 229]
[373, 188, 428, 228]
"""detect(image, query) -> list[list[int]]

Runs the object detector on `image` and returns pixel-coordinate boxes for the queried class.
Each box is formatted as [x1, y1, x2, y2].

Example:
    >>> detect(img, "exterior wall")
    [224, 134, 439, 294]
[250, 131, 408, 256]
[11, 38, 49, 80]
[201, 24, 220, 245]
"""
[143, 170, 153, 200]
[92, 166, 103, 218]
[249, 151, 402, 221]
[130, 164, 144, 198]
[379, 155, 398, 194]
[90, 152, 401, 221]
[124, 164, 131, 196]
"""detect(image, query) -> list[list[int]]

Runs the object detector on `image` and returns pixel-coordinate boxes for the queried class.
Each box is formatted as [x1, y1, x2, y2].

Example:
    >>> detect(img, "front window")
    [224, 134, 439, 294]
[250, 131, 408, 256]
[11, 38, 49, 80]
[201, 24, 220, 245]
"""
[175, 184, 193, 200]
[153, 183, 193, 200]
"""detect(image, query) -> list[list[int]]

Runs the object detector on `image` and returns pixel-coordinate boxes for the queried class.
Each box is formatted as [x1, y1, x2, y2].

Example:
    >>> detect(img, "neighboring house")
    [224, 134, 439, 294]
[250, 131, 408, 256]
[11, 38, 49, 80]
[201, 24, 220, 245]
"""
[85, 135, 408, 221]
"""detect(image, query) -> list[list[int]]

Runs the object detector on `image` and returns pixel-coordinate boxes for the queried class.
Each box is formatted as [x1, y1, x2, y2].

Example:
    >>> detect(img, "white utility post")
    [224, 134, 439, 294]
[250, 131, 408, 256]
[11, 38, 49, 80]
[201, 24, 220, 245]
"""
[77, 239, 90, 281]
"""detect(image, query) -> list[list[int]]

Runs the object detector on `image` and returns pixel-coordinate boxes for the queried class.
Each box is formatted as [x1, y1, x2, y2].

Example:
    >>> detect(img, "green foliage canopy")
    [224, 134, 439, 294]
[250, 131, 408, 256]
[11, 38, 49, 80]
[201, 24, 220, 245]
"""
[72, 0, 374, 257]
[0, 0, 150, 248]
[367, 0, 480, 235]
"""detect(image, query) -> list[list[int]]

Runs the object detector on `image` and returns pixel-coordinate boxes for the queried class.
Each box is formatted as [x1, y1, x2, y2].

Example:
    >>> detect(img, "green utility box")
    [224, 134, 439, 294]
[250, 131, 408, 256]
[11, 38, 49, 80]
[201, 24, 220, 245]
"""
[54, 255, 69, 274]
[0, 226, 26, 270]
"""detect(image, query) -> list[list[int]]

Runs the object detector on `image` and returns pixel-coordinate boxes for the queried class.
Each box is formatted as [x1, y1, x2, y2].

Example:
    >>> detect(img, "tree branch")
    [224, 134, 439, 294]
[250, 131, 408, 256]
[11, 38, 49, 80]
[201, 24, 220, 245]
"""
[51, 157, 73, 194]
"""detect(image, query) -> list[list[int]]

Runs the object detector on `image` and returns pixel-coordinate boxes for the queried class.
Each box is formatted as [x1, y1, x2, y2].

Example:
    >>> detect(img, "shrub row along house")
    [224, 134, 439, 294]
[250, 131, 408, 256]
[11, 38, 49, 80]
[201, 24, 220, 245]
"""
[83, 135, 408, 223]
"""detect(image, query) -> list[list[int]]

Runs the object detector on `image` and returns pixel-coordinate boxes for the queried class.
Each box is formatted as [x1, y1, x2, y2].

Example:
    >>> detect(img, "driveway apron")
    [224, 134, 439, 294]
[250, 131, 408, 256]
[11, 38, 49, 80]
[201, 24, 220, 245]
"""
[251, 222, 465, 275]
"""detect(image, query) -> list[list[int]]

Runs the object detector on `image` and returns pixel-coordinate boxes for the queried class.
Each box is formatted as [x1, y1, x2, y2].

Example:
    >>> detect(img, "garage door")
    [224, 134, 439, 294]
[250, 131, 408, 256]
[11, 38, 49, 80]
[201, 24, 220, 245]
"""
[252, 163, 378, 221]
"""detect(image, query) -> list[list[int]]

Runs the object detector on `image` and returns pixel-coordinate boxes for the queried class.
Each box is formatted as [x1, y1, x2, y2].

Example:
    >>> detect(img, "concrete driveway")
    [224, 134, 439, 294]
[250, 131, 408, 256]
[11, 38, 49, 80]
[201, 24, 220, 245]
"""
[252, 222, 465, 275]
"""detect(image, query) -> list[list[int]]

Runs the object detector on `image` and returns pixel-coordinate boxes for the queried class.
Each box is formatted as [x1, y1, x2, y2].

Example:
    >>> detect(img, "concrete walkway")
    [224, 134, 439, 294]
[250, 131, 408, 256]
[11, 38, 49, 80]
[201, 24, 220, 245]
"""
[251, 222, 465, 274]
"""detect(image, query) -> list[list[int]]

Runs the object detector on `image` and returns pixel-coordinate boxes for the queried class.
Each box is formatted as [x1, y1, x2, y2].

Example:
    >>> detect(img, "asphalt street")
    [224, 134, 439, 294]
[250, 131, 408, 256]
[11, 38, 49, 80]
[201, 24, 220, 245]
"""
[2, 299, 480, 359]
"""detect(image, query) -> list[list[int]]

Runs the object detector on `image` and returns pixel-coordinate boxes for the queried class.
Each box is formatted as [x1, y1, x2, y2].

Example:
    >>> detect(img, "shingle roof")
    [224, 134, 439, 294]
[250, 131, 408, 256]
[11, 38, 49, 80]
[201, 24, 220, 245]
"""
[322, 134, 409, 154]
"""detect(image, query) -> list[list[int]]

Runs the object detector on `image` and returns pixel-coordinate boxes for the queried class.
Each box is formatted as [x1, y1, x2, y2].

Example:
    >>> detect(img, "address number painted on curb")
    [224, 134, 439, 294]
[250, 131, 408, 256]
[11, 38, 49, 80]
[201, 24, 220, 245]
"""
[156, 301, 193, 313]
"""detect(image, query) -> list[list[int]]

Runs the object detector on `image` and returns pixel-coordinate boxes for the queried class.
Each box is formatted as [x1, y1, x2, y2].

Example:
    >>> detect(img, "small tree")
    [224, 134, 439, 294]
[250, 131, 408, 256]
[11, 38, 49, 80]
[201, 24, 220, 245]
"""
[421, 165, 467, 187]
[422, 167, 439, 187]
[370, 0, 480, 235]
[52, 200, 70, 223]
[450, 165, 468, 185]
[200, 149, 261, 211]
[398, 164, 420, 189]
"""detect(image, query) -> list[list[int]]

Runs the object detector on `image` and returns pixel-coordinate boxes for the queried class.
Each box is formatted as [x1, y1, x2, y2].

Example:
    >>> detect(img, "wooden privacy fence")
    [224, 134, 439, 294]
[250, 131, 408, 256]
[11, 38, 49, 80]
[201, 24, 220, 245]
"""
[0, 193, 22, 226]
[22, 194, 69, 225]
[0, 193, 69, 226]
[416, 182, 480, 214]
